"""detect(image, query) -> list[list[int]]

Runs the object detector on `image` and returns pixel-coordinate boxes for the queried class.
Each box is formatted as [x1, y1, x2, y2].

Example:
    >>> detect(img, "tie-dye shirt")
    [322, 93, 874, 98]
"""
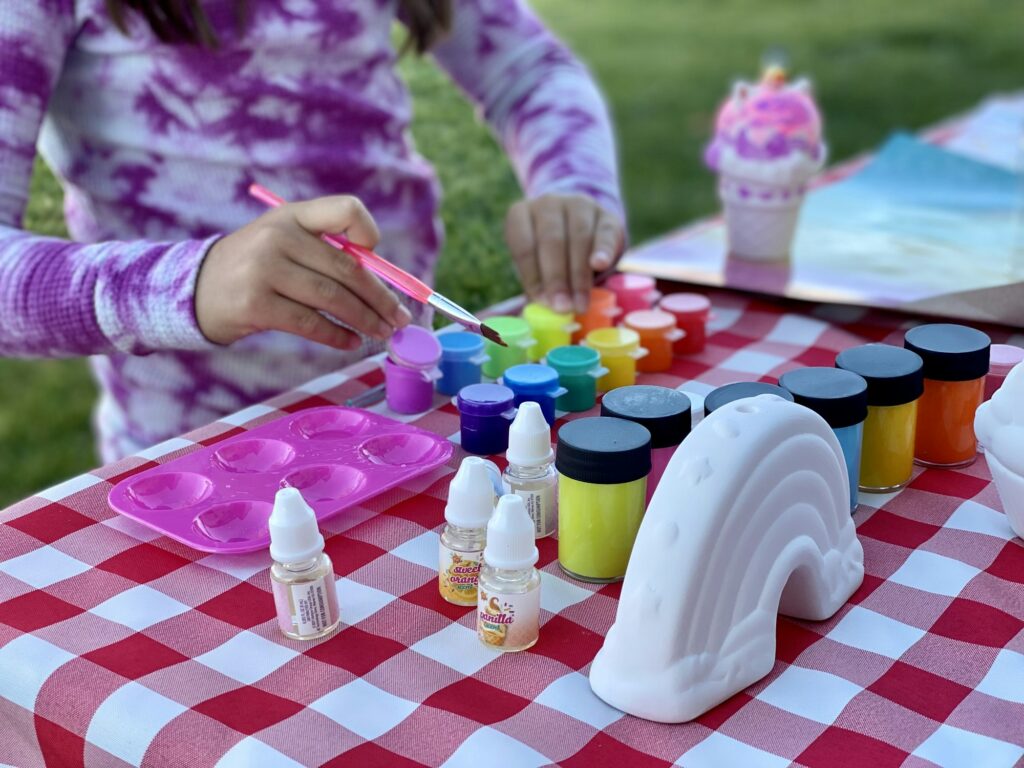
[0, 1, 621, 460]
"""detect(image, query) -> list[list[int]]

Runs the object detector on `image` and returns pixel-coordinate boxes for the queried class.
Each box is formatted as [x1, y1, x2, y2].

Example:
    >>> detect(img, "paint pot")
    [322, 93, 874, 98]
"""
[573, 288, 619, 343]
[904, 324, 990, 468]
[703, 382, 793, 416]
[545, 346, 609, 413]
[437, 332, 489, 396]
[556, 417, 652, 583]
[600, 385, 691, 503]
[522, 302, 579, 361]
[456, 383, 517, 455]
[606, 274, 661, 318]
[836, 344, 923, 492]
[385, 326, 442, 414]
[659, 293, 712, 355]
[623, 310, 684, 373]
[985, 344, 1024, 401]
[779, 367, 868, 512]
[583, 327, 648, 392]
[481, 316, 536, 379]
[501, 364, 567, 426]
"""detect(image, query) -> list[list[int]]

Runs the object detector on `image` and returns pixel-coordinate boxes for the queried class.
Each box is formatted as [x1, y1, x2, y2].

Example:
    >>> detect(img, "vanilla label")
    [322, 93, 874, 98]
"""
[439, 543, 482, 606]
[477, 586, 540, 649]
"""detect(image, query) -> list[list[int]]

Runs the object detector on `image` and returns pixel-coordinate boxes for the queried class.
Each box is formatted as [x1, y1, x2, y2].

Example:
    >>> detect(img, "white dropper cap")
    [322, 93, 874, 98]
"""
[445, 456, 497, 528]
[269, 487, 325, 564]
[483, 494, 539, 571]
[505, 401, 553, 467]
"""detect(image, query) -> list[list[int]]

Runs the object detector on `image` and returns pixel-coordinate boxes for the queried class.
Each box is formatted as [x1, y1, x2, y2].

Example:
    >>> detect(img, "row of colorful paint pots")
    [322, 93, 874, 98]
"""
[460, 323, 1017, 519]
[382, 288, 710, 416]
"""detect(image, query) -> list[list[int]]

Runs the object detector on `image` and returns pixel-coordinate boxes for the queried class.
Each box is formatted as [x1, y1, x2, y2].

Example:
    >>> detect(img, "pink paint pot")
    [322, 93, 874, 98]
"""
[385, 326, 442, 415]
[985, 344, 1024, 401]
[605, 274, 661, 319]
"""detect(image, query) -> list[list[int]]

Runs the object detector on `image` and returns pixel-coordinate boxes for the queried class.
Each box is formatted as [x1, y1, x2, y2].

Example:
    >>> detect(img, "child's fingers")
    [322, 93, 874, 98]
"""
[506, 201, 542, 302]
[590, 208, 623, 271]
[287, 195, 381, 248]
[263, 294, 362, 351]
[273, 258, 395, 341]
[532, 198, 572, 313]
[566, 197, 597, 313]
[288, 232, 410, 330]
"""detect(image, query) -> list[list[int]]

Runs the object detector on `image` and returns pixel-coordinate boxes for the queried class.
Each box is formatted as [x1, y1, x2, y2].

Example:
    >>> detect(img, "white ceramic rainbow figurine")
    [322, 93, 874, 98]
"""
[589, 394, 863, 723]
[974, 361, 1024, 540]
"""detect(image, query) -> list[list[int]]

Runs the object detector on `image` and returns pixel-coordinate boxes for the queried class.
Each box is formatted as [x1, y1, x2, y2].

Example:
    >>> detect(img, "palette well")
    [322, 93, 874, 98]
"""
[108, 407, 453, 554]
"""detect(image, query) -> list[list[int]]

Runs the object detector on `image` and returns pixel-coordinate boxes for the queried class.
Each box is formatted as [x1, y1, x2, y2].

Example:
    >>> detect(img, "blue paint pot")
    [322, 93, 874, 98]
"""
[437, 332, 489, 396]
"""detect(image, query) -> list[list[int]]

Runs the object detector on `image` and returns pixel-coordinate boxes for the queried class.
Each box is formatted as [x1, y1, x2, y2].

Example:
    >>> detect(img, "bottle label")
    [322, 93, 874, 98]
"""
[477, 585, 540, 649]
[514, 485, 556, 538]
[273, 575, 338, 637]
[439, 542, 482, 606]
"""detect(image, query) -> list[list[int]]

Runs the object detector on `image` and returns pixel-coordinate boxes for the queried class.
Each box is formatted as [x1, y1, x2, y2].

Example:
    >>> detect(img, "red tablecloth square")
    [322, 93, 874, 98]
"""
[867, 660, 974, 721]
[97, 543, 192, 585]
[83, 633, 189, 680]
[6, 503, 95, 545]
[193, 685, 306, 735]
[796, 725, 910, 768]
[196, 582, 277, 630]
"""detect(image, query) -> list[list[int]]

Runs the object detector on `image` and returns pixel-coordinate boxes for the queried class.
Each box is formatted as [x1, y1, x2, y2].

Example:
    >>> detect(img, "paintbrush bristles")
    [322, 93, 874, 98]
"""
[481, 323, 508, 347]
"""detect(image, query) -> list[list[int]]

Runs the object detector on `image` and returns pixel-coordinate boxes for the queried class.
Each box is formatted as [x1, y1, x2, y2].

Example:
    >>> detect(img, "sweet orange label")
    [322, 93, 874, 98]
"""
[439, 543, 482, 606]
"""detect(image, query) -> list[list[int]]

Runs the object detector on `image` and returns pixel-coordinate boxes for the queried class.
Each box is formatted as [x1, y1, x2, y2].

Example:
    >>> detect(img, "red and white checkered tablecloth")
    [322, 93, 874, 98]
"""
[1, 288, 1022, 768]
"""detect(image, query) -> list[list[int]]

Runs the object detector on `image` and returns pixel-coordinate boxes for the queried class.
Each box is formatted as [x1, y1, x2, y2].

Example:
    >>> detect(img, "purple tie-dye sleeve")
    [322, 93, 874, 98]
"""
[428, 0, 625, 222]
[0, 4, 216, 358]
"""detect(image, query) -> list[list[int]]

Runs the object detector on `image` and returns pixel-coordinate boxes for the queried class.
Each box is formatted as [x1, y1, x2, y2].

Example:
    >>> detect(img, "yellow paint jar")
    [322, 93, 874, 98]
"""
[523, 303, 579, 362]
[556, 417, 651, 582]
[583, 327, 648, 392]
[836, 344, 924, 492]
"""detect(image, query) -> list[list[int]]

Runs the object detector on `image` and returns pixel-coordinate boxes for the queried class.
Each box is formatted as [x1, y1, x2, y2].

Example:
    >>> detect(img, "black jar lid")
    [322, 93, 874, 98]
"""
[600, 385, 691, 449]
[779, 367, 868, 429]
[555, 417, 651, 485]
[836, 344, 924, 406]
[904, 324, 991, 382]
[703, 381, 794, 415]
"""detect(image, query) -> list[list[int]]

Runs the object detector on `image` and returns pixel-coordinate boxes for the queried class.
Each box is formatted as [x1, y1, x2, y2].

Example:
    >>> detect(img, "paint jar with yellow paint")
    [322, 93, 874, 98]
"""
[836, 344, 923, 492]
[523, 303, 579, 361]
[582, 328, 648, 392]
[556, 417, 651, 583]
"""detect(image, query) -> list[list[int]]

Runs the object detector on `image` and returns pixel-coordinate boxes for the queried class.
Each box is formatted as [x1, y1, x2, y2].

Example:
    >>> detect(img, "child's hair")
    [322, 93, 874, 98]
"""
[105, 0, 452, 53]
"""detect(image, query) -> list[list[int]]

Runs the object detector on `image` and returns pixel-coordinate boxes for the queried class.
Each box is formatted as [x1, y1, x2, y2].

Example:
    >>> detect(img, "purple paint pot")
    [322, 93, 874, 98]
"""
[457, 383, 518, 456]
[385, 326, 442, 415]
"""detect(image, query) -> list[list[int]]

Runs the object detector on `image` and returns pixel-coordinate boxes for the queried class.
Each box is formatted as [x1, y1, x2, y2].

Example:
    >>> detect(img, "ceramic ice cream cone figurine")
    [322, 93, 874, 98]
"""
[705, 65, 826, 261]
[975, 361, 1024, 540]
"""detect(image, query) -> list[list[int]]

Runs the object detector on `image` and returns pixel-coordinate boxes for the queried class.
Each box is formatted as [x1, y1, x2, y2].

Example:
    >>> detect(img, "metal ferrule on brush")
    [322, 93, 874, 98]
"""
[428, 293, 482, 333]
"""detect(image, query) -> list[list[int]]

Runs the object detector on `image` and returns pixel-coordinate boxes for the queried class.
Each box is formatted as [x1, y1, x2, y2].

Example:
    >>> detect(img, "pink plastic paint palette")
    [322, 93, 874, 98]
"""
[108, 407, 453, 554]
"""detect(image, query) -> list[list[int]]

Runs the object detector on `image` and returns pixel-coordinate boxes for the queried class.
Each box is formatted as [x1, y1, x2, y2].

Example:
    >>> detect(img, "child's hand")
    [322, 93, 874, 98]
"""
[196, 196, 412, 350]
[505, 194, 625, 315]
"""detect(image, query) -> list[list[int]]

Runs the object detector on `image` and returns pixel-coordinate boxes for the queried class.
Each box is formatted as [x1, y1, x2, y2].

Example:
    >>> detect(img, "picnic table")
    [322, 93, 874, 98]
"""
[2, 287, 1022, 767]
[2, 99, 1024, 766]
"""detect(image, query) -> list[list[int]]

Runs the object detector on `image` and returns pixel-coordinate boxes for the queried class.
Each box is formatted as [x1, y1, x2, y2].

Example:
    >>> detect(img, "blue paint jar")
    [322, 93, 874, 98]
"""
[501, 364, 568, 426]
[779, 367, 869, 513]
[437, 332, 489, 396]
[456, 383, 518, 455]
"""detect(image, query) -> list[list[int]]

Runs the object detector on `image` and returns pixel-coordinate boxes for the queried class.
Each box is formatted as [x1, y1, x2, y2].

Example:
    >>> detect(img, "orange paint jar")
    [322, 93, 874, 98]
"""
[572, 288, 619, 344]
[623, 310, 683, 373]
[904, 324, 991, 468]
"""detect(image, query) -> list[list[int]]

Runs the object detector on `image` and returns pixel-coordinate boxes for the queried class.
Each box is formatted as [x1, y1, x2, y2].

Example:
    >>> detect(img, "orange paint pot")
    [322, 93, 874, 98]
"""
[904, 324, 991, 468]
[623, 310, 683, 373]
[572, 288, 619, 344]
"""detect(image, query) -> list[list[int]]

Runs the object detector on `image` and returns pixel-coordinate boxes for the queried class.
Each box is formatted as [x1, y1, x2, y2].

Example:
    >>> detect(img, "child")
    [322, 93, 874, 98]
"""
[0, 1, 623, 460]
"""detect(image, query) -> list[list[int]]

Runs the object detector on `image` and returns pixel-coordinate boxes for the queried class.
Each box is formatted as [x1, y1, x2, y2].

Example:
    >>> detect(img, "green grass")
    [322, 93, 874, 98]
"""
[2, 0, 1020, 505]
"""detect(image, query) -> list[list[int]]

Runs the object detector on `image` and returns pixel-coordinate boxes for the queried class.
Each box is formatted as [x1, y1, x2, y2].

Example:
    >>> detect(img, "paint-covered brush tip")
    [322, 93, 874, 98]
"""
[481, 323, 508, 347]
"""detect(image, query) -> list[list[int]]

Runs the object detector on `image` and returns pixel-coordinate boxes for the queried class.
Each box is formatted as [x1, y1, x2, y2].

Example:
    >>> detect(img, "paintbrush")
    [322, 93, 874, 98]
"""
[248, 184, 506, 346]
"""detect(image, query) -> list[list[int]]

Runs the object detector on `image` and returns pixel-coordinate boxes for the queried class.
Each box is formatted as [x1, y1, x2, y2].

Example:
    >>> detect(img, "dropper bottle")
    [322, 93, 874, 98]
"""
[439, 456, 497, 606]
[503, 401, 558, 538]
[269, 487, 340, 641]
[477, 494, 541, 652]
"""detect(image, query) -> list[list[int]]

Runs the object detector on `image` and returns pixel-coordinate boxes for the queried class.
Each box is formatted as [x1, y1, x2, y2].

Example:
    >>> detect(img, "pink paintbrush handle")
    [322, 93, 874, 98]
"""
[248, 184, 433, 304]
